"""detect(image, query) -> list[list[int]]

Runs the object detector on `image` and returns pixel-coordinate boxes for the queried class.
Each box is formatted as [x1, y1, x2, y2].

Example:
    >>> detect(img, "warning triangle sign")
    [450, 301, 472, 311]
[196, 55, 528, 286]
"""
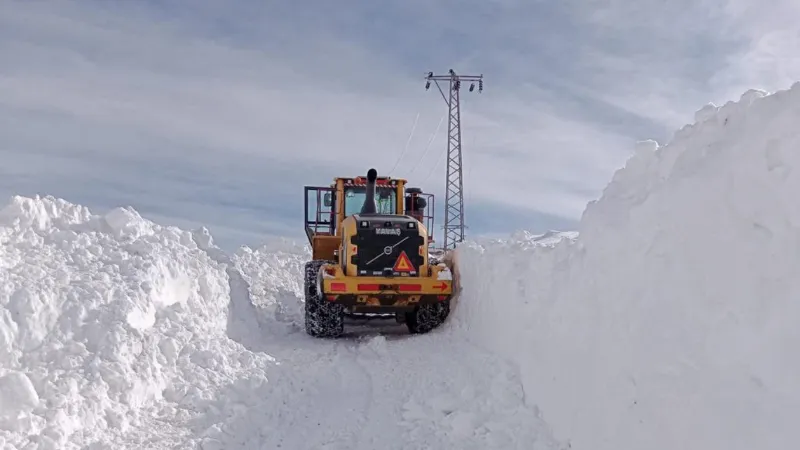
[393, 250, 414, 272]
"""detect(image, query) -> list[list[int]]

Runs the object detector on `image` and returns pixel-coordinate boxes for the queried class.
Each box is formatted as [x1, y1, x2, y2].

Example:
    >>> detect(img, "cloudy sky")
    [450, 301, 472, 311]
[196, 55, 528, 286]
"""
[1, 0, 799, 250]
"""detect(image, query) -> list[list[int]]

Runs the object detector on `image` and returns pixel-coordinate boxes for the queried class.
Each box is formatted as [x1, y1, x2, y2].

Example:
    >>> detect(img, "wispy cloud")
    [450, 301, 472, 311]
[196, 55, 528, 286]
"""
[0, 0, 797, 249]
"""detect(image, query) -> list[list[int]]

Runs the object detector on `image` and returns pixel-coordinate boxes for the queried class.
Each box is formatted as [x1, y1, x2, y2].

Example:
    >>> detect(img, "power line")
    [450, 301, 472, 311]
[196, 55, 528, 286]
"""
[408, 113, 445, 178]
[389, 112, 420, 176]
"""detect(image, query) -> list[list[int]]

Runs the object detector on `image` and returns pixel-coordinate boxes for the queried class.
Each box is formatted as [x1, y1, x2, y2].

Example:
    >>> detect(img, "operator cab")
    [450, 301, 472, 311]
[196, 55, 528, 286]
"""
[304, 173, 437, 260]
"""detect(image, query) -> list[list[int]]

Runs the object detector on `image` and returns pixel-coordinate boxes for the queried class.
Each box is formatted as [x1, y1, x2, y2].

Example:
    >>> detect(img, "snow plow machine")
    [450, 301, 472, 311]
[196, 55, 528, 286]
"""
[303, 168, 455, 338]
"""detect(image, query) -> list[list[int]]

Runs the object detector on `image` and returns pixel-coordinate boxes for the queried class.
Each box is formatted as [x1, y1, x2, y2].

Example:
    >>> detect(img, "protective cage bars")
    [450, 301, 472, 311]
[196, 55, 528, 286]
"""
[305, 185, 438, 248]
[304, 186, 335, 240]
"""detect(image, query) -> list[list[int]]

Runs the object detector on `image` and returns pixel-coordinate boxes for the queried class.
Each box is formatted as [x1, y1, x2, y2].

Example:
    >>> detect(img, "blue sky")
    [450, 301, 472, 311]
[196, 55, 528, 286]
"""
[1, 0, 799, 250]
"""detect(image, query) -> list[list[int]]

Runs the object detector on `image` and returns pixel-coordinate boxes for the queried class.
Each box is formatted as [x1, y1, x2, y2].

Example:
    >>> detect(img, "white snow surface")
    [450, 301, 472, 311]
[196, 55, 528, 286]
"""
[0, 196, 562, 449]
[3, 83, 800, 449]
[453, 84, 800, 449]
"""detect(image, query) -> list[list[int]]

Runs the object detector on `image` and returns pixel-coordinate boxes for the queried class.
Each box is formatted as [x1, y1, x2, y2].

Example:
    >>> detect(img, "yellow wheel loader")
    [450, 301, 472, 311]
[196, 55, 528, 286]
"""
[303, 168, 454, 338]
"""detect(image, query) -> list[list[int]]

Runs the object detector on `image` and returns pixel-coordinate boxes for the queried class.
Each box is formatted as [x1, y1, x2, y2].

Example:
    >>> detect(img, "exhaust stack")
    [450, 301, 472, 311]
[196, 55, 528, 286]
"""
[360, 168, 378, 215]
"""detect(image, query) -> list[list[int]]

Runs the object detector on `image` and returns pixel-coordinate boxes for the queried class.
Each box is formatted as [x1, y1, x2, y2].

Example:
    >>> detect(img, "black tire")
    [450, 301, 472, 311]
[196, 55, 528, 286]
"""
[405, 300, 450, 334]
[304, 260, 345, 338]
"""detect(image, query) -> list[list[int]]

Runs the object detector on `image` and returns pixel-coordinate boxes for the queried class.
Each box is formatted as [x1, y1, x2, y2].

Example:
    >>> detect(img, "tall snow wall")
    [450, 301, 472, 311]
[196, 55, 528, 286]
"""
[0, 196, 305, 449]
[451, 85, 800, 450]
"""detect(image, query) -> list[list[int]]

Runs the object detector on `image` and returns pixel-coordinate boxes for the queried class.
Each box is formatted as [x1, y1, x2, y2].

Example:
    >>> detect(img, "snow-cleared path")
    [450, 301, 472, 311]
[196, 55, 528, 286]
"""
[189, 240, 563, 450]
[193, 324, 562, 450]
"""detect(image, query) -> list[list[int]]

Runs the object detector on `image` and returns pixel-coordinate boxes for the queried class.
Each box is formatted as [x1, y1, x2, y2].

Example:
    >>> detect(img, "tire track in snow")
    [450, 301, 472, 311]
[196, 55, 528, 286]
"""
[188, 341, 374, 450]
[201, 330, 563, 449]
[349, 332, 565, 450]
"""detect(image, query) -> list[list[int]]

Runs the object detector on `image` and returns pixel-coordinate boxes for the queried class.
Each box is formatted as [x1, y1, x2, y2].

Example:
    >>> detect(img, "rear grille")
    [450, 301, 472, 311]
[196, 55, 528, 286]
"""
[350, 215, 424, 277]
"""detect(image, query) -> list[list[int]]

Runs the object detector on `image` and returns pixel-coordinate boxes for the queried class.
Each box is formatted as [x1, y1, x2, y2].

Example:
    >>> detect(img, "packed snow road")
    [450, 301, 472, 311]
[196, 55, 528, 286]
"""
[193, 237, 562, 450]
[191, 322, 560, 450]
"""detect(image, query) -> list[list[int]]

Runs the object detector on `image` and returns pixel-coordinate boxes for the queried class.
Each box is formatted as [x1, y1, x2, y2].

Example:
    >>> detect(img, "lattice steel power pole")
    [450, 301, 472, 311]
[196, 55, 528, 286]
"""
[425, 69, 483, 250]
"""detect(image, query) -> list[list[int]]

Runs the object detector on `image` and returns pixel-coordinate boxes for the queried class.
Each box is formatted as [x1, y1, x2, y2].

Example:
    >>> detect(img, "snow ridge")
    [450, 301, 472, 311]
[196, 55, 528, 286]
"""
[454, 84, 800, 450]
[0, 195, 277, 449]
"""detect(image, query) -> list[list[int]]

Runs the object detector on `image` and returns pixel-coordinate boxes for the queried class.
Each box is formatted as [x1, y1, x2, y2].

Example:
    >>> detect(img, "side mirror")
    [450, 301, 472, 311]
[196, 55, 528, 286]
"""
[323, 193, 332, 207]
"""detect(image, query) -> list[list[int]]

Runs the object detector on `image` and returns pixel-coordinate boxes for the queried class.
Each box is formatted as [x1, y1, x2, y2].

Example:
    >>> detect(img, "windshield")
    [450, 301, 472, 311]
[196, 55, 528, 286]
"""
[344, 186, 395, 216]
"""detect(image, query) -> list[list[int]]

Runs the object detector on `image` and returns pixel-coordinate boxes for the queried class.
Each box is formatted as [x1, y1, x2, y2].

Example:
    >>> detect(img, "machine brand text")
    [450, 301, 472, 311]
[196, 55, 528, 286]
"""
[375, 227, 401, 236]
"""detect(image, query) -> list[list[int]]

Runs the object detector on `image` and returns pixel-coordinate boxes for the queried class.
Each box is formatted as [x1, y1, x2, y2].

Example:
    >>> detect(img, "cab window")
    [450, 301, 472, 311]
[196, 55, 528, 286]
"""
[344, 186, 395, 216]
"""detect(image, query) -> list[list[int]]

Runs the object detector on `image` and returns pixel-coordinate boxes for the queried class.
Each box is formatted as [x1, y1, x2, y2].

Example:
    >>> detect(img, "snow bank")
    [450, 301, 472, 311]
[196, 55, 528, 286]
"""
[0, 195, 276, 449]
[452, 84, 800, 449]
[232, 241, 309, 336]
